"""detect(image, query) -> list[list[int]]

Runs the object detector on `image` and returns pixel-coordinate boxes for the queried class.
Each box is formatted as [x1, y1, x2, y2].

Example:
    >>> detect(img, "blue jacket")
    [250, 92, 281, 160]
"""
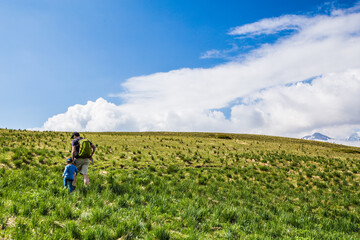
[63, 164, 78, 180]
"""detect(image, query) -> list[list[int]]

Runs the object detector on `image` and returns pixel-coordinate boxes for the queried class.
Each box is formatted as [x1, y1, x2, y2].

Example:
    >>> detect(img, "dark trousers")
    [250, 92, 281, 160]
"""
[64, 178, 75, 192]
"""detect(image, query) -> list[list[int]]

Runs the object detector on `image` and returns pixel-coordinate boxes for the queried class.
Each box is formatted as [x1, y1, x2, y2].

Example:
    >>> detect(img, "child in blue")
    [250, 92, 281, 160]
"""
[63, 158, 79, 192]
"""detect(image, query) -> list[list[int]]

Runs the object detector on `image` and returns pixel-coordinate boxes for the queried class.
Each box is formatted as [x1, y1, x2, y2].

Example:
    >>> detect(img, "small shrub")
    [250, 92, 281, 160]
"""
[115, 219, 142, 239]
[197, 176, 207, 185]
[0, 167, 5, 176]
[66, 221, 81, 239]
[0, 158, 9, 165]
[148, 166, 156, 172]
[90, 207, 111, 224]
[153, 227, 170, 240]
[110, 182, 129, 195]
[13, 159, 23, 168]
[83, 225, 110, 240]
[167, 164, 179, 174]
[10, 203, 19, 215]
[221, 207, 238, 223]
[217, 134, 232, 140]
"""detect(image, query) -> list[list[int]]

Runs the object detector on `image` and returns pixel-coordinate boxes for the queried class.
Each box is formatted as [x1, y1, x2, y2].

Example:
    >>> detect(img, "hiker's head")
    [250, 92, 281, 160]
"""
[71, 132, 80, 139]
[67, 158, 73, 164]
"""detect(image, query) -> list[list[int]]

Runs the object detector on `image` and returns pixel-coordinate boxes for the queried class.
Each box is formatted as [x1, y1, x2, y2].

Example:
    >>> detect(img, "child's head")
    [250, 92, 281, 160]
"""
[66, 158, 73, 164]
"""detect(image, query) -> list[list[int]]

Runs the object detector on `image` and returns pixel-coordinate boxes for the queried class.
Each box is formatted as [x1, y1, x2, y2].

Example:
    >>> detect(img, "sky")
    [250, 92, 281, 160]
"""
[1, 0, 360, 141]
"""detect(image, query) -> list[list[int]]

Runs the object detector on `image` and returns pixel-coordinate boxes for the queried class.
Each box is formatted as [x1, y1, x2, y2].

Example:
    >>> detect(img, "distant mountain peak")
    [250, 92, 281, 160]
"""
[348, 132, 360, 141]
[302, 132, 332, 141]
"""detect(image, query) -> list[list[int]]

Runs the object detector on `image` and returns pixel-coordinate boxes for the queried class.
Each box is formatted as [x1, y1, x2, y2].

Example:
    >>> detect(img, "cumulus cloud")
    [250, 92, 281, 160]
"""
[42, 98, 138, 132]
[230, 69, 360, 138]
[40, 5, 360, 140]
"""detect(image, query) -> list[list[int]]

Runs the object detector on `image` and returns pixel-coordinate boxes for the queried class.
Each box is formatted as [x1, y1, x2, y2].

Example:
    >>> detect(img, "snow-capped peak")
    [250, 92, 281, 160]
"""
[302, 132, 332, 141]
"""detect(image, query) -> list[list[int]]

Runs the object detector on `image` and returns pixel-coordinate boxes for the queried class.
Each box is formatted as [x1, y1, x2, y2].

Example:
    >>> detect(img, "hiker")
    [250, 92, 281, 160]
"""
[71, 132, 96, 186]
[63, 158, 78, 192]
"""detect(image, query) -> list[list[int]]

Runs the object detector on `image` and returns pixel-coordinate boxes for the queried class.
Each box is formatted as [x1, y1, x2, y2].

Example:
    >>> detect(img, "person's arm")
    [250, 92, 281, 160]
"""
[90, 143, 96, 162]
[71, 145, 76, 161]
[90, 144, 96, 157]
[63, 166, 67, 177]
[74, 166, 79, 176]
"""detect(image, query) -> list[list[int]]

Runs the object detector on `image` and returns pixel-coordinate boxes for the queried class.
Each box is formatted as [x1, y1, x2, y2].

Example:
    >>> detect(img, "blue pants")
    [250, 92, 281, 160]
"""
[64, 178, 74, 192]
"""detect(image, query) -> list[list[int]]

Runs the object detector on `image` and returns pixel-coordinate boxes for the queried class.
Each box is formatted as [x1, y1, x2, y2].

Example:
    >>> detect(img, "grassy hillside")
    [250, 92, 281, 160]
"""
[1, 129, 360, 239]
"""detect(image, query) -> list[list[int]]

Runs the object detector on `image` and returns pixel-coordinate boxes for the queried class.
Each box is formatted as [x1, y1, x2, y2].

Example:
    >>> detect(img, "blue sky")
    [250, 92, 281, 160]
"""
[1, 0, 360, 142]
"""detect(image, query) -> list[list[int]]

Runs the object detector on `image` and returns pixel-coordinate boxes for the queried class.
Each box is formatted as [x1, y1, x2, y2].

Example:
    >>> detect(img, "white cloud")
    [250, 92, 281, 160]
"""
[40, 6, 360, 141]
[200, 44, 239, 59]
[228, 15, 309, 36]
[230, 69, 360, 138]
[42, 98, 138, 132]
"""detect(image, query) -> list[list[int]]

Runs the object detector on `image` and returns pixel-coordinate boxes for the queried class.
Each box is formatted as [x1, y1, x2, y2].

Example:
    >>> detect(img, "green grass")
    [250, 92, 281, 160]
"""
[0, 129, 360, 239]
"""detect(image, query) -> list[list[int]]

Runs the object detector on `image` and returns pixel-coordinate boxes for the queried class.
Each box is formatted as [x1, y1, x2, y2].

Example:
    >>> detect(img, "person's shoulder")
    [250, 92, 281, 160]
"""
[71, 137, 82, 146]
[84, 138, 94, 146]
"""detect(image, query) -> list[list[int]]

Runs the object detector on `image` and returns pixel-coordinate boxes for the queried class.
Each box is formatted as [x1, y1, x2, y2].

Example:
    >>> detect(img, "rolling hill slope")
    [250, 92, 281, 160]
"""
[1, 129, 360, 239]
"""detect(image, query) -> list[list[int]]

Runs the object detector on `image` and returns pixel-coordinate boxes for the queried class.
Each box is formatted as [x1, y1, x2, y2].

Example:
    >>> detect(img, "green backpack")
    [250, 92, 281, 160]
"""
[78, 139, 92, 158]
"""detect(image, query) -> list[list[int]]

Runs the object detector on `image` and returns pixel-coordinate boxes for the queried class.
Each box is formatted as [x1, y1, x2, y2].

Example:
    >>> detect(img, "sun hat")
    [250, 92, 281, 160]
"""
[71, 132, 80, 139]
